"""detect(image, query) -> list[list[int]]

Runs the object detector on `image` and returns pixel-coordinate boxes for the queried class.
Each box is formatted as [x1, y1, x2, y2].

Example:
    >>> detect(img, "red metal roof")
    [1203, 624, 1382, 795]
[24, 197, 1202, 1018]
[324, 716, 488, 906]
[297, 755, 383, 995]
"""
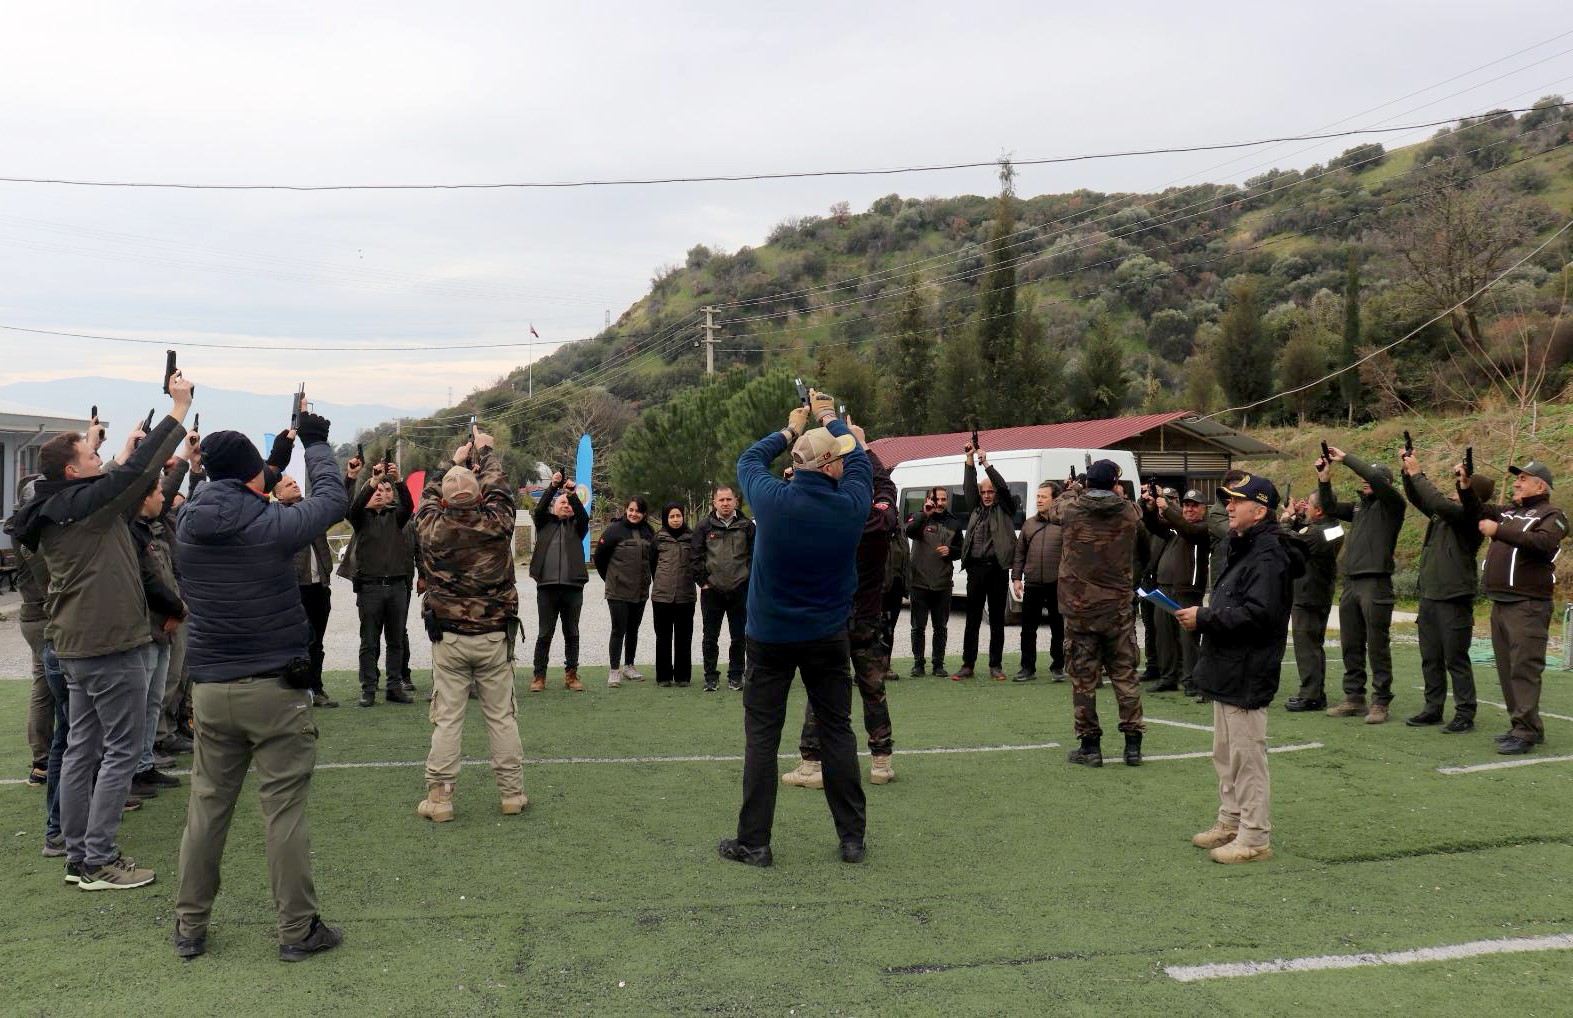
[866, 412, 1196, 467]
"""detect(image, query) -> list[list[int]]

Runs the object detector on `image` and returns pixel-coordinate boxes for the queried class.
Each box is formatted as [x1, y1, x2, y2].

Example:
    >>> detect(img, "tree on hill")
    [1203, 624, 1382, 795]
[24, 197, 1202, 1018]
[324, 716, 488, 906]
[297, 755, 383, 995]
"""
[1278, 322, 1333, 427]
[974, 158, 1022, 429]
[1068, 316, 1131, 419]
[1213, 277, 1274, 426]
[1340, 249, 1362, 425]
[880, 282, 937, 436]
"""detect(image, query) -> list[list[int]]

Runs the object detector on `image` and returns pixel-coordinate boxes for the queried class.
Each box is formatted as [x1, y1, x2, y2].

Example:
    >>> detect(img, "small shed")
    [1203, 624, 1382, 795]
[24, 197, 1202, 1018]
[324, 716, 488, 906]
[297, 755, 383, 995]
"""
[866, 411, 1276, 499]
[2, 399, 91, 548]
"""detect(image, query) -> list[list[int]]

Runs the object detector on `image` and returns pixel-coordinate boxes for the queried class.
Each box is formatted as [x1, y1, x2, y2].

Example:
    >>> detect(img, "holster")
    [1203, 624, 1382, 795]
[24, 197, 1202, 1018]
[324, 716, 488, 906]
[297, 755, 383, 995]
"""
[505, 617, 520, 662]
[281, 657, 315, 690]
[423, 609, 443, 644]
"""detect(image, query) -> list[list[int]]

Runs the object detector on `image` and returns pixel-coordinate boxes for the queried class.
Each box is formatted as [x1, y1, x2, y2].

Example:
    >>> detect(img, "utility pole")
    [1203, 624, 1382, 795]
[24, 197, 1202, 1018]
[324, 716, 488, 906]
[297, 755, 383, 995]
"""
[701, 305, 718, 375]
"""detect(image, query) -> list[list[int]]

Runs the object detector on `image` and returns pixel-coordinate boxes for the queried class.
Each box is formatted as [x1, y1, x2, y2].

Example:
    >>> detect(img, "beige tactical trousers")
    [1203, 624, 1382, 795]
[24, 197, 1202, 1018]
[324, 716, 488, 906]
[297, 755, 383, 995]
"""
[425, 631, 524, 796]
[1212, 702, 1270, 847]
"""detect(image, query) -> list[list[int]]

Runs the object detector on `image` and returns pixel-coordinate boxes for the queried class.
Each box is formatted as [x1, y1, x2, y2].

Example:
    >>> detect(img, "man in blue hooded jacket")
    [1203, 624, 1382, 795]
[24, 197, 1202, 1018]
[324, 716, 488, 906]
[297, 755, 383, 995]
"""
[719, 389, 872, 867]
[171, 412, 349, 962]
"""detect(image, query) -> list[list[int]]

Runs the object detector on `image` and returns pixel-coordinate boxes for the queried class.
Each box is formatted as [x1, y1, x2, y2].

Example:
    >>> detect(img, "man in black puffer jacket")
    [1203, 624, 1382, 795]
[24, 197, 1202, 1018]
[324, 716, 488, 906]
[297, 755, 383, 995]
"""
[172, 414, 348, 963]
[1178, 474, 1299, 866]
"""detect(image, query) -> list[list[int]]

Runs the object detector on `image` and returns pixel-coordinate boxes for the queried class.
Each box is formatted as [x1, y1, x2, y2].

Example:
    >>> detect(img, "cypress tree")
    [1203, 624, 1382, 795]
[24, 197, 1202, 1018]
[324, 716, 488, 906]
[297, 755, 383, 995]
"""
[1340, 248, 1363, 426]
[975, 158, 1019, 428]
[883, 281, 936, 435]
[1214, 278, 1273, 427]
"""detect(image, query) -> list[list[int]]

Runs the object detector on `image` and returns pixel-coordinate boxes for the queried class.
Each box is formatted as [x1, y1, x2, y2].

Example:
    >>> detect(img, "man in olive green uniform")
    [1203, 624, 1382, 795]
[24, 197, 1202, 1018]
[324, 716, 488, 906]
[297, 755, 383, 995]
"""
[1320, 446, 1406, 724]
[1280, 492, 1343, 712]
[414, 430, 526, 821]
[1401, 452, 1491, 732]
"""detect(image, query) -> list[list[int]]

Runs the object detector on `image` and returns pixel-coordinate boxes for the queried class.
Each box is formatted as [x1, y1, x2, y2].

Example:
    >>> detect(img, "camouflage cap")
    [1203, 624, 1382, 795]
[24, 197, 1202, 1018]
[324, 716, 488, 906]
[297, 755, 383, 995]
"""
[441, 466, 482, 507]
[791, 428, 856, 471]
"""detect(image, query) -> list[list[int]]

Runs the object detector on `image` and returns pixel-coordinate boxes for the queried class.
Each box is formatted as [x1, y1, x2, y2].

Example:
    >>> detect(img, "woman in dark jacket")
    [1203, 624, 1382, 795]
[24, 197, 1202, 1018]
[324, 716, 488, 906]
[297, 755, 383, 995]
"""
[595, 496, 654, 687]
[648, 502, 697, 687]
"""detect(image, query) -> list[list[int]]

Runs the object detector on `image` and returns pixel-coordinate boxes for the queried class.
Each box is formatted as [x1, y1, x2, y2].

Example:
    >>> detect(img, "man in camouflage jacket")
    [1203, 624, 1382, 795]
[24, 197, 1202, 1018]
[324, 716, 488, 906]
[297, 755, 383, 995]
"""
[412, 430, 526, 822]
[1056, 459, 1146, 768]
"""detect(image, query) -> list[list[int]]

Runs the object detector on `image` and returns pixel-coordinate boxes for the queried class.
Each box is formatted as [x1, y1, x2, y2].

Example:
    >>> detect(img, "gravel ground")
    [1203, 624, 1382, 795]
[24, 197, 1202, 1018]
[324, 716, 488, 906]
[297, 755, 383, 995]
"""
[0, 573, 993, 681]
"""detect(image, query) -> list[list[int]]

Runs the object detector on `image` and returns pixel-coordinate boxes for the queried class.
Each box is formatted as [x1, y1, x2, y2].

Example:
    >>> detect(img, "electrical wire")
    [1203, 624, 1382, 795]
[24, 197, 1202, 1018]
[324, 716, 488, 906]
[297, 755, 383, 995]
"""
[0, 111, 1557, 191]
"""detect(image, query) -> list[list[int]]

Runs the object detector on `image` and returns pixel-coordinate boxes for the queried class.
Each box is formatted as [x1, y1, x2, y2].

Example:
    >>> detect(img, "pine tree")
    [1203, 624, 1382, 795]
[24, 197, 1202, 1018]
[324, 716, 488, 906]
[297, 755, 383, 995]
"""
[1213, 278, 1273, 427]
[1340, 249, 1363, 426]
[1069, 316, 1130, 419]
[882, 282, 936, 435]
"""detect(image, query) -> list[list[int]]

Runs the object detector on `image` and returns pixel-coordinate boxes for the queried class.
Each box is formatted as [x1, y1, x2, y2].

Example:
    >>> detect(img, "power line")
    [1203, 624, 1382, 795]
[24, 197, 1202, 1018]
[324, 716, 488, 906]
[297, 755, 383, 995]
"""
[0, 323, 579, 352]
[0, 106, 1566, 192]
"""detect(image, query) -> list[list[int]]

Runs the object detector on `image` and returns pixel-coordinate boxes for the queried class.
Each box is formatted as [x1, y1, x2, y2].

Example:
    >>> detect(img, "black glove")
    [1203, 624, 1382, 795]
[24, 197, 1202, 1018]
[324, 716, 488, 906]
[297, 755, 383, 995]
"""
[267, 431, 296, 470]
[296, 412, 331, 446]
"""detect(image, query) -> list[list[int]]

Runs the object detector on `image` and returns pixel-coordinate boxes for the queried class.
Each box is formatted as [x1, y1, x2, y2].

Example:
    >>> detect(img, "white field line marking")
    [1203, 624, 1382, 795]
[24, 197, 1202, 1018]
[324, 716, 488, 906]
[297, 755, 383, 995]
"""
[1412, 685, 1573, 723]
[1165, 932, 1573, 982]
[1146, 717, 1214, 733]
[0, 742, 1066, 785]
[1438, 754, 1573, 775]
[1110, 742, 1323, 765]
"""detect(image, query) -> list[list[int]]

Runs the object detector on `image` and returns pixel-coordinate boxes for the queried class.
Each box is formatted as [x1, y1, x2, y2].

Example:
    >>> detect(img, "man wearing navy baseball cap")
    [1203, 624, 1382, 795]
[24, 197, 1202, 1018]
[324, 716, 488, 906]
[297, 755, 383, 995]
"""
[1177, 473, 1299, 864]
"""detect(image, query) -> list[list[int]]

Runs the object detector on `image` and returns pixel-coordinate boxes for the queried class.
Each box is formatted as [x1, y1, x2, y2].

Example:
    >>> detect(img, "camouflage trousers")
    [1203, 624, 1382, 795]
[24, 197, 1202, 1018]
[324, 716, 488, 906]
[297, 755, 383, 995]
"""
[1065, 607, 1145, 740]
[801, 618, 892, 758]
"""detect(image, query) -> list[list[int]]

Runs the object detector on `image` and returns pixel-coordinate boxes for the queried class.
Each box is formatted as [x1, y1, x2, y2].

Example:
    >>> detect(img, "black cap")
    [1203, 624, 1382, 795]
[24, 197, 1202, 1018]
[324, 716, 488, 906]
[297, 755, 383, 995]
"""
[201, 431, 265, 484]
[1085, 459, 1119, 490]
[1180, 489, 1204, 504]
[1509, 460, 1554, 489]
[1220, 472, 1279, 511]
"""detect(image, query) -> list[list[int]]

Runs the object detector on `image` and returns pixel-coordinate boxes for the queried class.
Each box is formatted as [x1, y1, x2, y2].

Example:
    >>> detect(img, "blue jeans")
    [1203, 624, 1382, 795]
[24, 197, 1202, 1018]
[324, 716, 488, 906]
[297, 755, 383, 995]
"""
[140, 640, 172, 772]
[42, 643, 69, 842]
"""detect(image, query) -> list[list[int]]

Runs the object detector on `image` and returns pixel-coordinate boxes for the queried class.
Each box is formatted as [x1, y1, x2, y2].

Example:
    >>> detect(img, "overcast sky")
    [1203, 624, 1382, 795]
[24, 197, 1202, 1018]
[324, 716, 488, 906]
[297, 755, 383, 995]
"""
[2, 2, 1568, 412]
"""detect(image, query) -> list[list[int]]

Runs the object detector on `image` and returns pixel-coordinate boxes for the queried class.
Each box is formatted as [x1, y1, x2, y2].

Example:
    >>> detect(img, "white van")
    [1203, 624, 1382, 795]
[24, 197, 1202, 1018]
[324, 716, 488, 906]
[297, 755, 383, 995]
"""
[889, 447, 1141, 598]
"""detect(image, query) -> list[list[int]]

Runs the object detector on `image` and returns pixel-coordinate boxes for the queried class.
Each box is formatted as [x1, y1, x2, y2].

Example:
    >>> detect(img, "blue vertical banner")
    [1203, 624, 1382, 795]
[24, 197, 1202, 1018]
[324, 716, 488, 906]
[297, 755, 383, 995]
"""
[575, 432, 593, 559]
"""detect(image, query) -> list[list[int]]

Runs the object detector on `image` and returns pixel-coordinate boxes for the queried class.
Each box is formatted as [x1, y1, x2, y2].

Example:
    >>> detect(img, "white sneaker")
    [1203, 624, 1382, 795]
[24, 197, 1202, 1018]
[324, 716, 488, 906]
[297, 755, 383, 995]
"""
[607, 670, 622, 689]
[624, 664, 644, 681]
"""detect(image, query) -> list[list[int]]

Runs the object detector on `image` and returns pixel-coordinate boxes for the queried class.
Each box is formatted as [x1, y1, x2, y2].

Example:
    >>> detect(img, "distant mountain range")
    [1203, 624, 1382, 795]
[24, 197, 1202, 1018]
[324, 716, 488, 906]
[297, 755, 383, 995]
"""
[0, 376, 427, 449]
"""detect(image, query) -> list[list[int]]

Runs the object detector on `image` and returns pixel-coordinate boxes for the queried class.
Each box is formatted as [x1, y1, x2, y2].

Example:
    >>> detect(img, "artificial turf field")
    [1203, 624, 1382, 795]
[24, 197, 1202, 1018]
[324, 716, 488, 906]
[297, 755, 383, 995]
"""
[3, 644, 1571, 1017]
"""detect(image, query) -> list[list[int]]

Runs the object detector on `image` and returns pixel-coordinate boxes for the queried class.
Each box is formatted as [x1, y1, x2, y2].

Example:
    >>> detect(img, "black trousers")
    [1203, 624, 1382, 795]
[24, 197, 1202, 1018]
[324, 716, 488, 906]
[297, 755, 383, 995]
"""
[396, 579, 413, 686]
[1418, 596, 1476, 718]
[1019, 581, 1065, 674]
[701, 584, 748, 684]
[737, 634, 865, 849]
[534, 584, 583, 673]
[356, 581, 409, 692]
[880, 581, 905, 657]
[1140, 596, 1160, 679]
[299, 584, 331, 694]
[1152, 588, 1203, 689]
[652, 600, 695, 685]
[608, 598, 647, 668]
[961, 560, 1009, 671]
[1291, 602, 1332, 701]
[908, 587, 952, 670]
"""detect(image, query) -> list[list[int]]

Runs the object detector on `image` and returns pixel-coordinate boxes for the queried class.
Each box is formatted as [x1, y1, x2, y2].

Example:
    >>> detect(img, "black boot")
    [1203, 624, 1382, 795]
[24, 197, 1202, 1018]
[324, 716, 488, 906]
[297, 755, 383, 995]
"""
[1067, 737, 1102, 768]
[1123, 733, 1143, 767]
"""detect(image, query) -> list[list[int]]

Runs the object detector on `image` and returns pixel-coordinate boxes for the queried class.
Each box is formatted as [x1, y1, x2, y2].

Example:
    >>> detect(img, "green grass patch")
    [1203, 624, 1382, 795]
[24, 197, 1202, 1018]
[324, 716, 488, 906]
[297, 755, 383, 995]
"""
[3, 646, 1572, 1015]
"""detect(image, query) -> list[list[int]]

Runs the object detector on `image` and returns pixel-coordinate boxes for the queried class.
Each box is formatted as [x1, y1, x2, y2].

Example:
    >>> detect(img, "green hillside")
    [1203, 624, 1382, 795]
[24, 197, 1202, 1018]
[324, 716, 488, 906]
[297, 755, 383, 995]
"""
[372, 99, 1573, 498]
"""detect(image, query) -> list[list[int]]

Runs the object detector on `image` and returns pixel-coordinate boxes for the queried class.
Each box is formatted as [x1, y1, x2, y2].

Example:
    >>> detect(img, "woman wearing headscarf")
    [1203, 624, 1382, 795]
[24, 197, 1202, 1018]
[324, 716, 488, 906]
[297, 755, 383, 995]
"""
[649, 501, 698, 687]
[594, 496, 654, 687]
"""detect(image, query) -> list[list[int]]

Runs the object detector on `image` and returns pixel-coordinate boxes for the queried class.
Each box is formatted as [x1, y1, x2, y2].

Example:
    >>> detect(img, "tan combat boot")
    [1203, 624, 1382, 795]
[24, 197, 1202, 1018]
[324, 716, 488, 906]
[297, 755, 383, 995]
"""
[564, 669, 585, 692]
[528, 673, 546, 693]
[1191, 822, 1238, 849]
[1325, 697, 1367, 718]
[1364, 702, 1390, 725]
[781, 759, 824, 789]
[1210, 842, 1274, 864]
[869, 754, 895, 785]
[500, 793, 529, 815]
[416, 782, 455, 823]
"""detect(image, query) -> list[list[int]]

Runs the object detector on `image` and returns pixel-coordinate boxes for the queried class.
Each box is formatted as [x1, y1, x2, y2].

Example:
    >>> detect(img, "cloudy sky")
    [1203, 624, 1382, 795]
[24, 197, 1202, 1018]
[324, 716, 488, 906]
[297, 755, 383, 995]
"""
[2, 2, 1568, 411]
